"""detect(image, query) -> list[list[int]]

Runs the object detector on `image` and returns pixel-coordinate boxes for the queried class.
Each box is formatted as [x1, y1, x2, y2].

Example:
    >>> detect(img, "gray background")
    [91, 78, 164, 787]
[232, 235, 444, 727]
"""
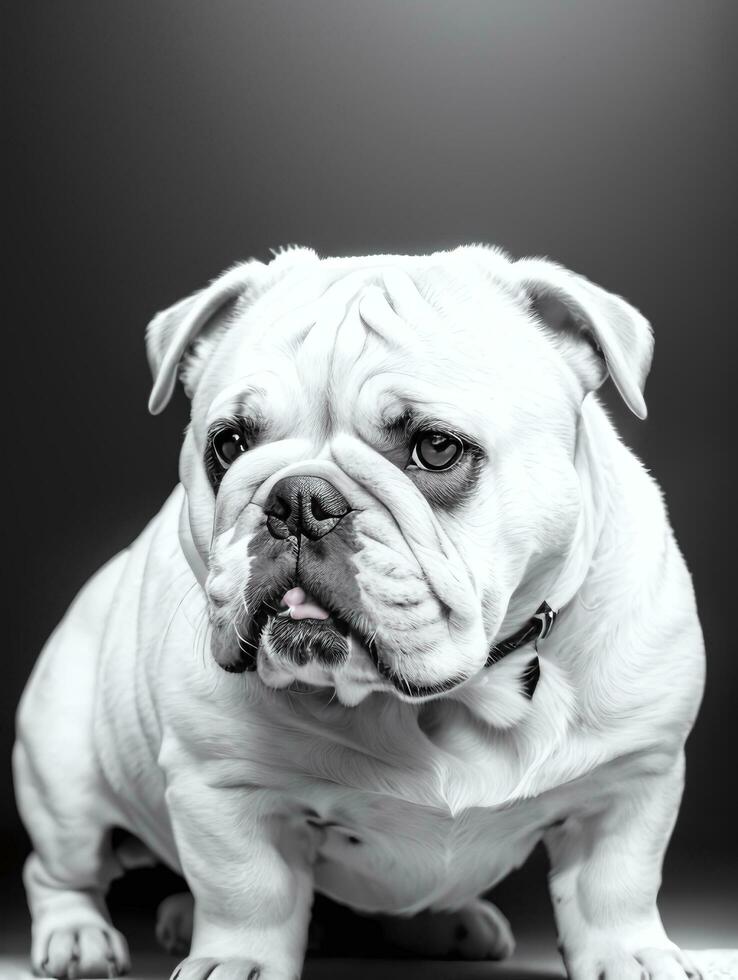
[4, 0, 737, 968]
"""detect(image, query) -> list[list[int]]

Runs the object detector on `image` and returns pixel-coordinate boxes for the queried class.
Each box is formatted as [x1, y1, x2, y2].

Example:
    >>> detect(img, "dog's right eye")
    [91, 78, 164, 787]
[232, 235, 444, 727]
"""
[212, 426, 249, 469]
[205, 417, 257, 491]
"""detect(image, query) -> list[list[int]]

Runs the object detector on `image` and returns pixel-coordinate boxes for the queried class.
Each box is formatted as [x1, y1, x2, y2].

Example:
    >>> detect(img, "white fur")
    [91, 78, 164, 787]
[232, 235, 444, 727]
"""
[14, 246, 705, 980]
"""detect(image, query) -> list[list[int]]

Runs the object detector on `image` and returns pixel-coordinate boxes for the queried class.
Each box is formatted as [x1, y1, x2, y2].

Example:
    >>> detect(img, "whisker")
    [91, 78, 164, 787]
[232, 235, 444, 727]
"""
[285, 683, 316, 698]
[161, 576, 202, 647]
[195, 611, 211, 668]
[261, 598, 283, 616]
[208, 505, 218, 556]
[187, 607, 215, 692]
[233, 624, 259, 651]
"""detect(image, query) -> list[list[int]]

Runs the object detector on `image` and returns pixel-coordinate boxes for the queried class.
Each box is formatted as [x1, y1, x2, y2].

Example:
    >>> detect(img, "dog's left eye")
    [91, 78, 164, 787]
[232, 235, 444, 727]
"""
[212, 427, 249, 469]
[409, 431, 464, 471]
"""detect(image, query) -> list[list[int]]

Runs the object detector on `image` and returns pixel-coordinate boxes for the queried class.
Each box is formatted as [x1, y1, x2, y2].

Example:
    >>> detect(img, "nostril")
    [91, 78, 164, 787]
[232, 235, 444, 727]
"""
[271, 494, 291, 521]
[311, 496, 335, 522]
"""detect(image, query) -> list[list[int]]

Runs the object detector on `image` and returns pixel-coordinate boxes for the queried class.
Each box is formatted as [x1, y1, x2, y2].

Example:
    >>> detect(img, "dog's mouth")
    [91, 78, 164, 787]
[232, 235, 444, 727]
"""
[264, 586, 356, 669]
[222, 580, 463, 700]
[226, 579, 377, 673]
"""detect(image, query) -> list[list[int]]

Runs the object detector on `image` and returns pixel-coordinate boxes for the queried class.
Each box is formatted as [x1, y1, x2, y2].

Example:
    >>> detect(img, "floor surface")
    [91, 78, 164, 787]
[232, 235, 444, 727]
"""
[1, 865, 736, 980]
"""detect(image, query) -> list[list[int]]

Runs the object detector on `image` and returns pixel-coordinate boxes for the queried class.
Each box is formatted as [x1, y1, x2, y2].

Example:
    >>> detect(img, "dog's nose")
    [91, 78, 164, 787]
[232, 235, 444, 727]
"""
[264, 476, 350, 541]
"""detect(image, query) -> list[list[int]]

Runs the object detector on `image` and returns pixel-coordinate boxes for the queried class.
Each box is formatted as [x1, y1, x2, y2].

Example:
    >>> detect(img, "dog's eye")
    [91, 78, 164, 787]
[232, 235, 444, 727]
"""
[212, 427, 249, 469]
[410, 431, 464, 471]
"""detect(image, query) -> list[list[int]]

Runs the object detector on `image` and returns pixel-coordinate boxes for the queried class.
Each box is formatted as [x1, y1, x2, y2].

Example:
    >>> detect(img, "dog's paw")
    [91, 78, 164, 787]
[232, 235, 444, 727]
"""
[170, 958, 298, 980]
[380, 897, 515, 960]
[35, 923, 130, 978]
[156, 892, 194, 956]
[563, 941, 702, 980]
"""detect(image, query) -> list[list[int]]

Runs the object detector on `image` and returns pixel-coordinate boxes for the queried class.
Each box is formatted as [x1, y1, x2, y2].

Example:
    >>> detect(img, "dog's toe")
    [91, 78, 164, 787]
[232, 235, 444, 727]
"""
[565, 943, 699, 980]
[171, 957, 293, 980]
[156, 892, 194, 956]
[38, 924, 130, 978]
[463, 898, 516, 959]
[380, 898, 515, 961]
[637, 947, 702, 980]
[42, 927, 77, 978]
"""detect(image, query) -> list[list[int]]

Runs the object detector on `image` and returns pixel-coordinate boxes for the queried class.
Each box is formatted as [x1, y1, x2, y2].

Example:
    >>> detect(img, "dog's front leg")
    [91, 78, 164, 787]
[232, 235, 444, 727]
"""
[545, 752, 700, 980]
[165, 773, 313, 980]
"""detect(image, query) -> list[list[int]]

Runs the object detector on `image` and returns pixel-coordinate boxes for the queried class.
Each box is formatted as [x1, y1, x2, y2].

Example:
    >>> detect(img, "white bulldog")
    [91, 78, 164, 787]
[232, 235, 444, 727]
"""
[14, 245, 705, 980]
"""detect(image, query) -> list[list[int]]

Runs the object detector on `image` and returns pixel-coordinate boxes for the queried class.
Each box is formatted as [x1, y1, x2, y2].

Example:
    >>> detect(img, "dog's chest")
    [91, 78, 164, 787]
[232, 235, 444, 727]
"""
[250, 695, 554, 914]
[297, 788, 543, 915]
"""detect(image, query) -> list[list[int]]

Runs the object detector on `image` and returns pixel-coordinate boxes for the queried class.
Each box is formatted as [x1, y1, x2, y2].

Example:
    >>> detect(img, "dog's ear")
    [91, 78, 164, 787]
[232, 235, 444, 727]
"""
[512, 258, 654, 419]
[145, 262, 265, 415]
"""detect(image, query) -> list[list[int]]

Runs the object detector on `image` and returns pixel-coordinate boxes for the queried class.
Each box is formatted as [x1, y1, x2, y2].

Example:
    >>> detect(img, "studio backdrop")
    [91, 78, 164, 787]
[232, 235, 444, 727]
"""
[5, 0, 737, 909]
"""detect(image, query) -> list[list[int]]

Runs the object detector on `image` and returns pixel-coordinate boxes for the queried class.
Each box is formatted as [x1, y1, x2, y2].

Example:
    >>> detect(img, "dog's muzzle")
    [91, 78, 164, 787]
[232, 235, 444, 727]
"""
[222, 475, 361, 676]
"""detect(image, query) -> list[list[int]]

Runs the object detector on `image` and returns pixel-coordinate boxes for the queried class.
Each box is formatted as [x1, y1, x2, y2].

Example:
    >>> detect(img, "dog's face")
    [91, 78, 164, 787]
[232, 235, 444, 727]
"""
[146, 246, 652, 706]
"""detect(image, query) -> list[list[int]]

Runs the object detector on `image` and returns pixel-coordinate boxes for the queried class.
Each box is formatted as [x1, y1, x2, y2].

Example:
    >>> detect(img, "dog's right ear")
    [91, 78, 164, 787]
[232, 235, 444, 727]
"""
[145, 262, 265, 415]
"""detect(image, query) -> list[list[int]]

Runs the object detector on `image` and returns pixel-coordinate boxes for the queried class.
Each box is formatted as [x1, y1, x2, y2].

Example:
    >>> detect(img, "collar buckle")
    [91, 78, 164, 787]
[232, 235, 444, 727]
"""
[485, 600, 558, 670]
[532, 601, 557, 642]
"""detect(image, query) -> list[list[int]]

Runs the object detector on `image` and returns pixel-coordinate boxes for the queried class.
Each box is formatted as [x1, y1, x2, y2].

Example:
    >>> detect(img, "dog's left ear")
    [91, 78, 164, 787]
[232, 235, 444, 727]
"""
[512, 258, 654, 419]
[145, 262, 265, 415]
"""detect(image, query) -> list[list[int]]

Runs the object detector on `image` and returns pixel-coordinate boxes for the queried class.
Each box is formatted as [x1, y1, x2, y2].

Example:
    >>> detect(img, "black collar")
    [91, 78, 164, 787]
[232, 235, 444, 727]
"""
[484, 601, 558, 699]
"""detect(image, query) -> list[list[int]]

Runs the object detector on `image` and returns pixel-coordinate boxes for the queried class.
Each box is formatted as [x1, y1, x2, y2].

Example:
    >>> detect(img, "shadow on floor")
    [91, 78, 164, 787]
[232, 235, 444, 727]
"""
[0, 954, 563, 980]
[2, 859, 736, 979]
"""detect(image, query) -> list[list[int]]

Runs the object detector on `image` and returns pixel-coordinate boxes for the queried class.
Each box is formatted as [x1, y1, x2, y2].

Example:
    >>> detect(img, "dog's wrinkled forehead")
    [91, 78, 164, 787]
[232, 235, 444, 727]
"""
[196, 248, 536, 441]
[149, 243, 653, 426]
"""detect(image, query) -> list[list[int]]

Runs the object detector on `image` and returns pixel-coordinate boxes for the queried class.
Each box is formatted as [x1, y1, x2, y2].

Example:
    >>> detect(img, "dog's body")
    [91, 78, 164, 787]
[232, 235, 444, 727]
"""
[15, 246, 704, 980]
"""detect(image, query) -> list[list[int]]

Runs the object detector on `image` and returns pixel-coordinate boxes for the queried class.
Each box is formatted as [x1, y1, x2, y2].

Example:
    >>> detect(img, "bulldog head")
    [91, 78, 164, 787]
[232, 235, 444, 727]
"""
[146, 246, 652, 706]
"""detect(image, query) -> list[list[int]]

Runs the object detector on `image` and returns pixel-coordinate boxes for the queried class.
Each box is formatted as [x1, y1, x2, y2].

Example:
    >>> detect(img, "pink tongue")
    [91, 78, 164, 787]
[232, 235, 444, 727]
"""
[281, 587, 330, 621]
